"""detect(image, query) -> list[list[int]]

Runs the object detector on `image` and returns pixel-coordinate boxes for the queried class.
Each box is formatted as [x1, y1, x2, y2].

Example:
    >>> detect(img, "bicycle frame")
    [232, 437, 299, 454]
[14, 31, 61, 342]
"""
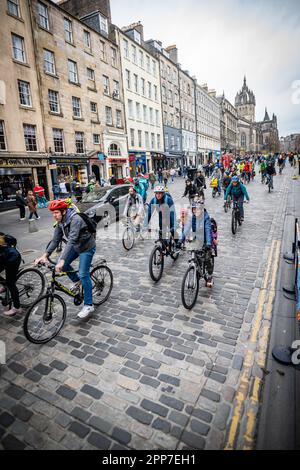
[154, 231, 175, 258]
[188, 250, 205, 286]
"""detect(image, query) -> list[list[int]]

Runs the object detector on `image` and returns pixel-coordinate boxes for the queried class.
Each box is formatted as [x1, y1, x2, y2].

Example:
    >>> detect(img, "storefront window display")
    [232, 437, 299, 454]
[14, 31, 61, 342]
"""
[0, 170, 33, 202]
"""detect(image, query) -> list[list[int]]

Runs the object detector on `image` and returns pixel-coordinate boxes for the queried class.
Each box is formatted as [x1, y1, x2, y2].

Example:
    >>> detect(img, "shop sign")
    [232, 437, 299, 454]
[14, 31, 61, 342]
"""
[50, 156, 89, 165]
[49, 164, 57, 170]
[0, 157, 44, 167]
[108, 158, 127, 163]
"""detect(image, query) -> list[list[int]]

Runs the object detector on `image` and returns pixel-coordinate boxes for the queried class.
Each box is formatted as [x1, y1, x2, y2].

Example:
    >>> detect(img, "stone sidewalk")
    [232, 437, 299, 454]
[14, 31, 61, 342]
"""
[0, 169, 293, 450]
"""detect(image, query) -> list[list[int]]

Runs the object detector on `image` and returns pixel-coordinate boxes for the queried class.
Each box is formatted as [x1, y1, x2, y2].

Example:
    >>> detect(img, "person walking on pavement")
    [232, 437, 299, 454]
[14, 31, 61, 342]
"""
[16, 190, 27, 220]
[59, 180, 67, 198]
[162, 169, 169, 187]
[52, 182, 61, 200]
[0, 233, 23, 317]
[170, 168, 176, 183]
[26, 191, 40, 220]
[74, 182, 83, 203]
[149, 171, 157, 190]
[157, 168, 163, 184]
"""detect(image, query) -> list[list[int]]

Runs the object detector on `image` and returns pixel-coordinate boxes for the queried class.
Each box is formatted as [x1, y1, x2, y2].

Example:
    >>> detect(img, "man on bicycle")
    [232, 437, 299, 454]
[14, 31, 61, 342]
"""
[194, 171, 206, 200]
[182, 179, 198, 205]
[224, 176, 250, 222]
[35, 200, 96, 320]
[265, 160, 276, 189]
[176, 201, 214, 288]
[123, 186, 145, 232]
[144, 185, 176, 250]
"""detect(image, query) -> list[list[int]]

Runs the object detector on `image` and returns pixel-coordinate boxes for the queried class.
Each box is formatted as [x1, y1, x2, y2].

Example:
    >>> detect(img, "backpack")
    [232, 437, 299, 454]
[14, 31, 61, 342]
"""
[77, 213, 97, 236]
[4, 234, 17, 248]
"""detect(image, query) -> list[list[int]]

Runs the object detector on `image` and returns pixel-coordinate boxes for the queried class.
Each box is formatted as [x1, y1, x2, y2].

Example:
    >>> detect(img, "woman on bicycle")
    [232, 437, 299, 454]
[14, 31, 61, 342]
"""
[35, 200, 96, 320]
[123, 186, 145, 232]
[176, 201, 214, 288]
[0, 233, 23, 317]
[224, 176, 250, 222]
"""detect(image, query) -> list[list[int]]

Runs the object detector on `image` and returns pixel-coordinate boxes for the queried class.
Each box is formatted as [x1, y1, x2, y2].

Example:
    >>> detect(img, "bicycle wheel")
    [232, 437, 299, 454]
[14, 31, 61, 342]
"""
[231, 211, 237, 234]
[91, 265, 113, 306]
[224, 201, 228, 213]
[149, 246, 164, 282]
[17, 268, 45, 308]
[122, 226, 135, 251]
[23, 294, 66, 344]
[181, 265, 200, 310]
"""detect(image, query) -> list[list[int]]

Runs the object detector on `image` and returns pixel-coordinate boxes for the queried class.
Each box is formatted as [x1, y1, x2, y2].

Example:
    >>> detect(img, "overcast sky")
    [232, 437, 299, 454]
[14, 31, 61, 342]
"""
[55, 0, 300, 137]
[110, 0, 300, 137]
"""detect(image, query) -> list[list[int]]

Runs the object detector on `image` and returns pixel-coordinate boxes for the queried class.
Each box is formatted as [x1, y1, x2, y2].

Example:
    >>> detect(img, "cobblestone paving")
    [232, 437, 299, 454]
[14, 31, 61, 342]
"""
[0, 169, 292, 450]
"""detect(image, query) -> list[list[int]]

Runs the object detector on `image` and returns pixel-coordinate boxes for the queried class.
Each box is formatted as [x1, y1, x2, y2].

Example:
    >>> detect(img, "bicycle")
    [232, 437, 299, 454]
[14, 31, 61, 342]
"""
[231, 200, 243, 235]
[122, 216, 145, 251]
[23, 259, 113, 344]
[266, 174, 273, 193]
[0, 266, 45, 310]
[149, 230, 179, 282]
[224, 194, 232, 213]
[181, 246, 214, 310]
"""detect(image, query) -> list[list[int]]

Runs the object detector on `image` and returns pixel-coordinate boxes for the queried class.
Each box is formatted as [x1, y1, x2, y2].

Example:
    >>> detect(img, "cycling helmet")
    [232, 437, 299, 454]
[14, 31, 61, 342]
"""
[232, 176, 239, 183]
[191, 200, 204, 209]
[154, 185, 165, 193]
[49, 199, 68, 211]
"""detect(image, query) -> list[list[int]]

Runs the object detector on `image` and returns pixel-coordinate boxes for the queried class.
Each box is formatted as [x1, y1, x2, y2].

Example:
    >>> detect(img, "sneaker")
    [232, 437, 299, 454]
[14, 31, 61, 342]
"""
[206, 277, 214, 288]
[4, 307, 23, 317]
[20, 218, 26, 221]
[77, 305, 94, 320]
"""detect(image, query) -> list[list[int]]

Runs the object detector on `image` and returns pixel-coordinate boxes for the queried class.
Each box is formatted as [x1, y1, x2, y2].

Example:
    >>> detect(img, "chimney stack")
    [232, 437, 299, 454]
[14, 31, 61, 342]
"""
[165, 45, 178, 64]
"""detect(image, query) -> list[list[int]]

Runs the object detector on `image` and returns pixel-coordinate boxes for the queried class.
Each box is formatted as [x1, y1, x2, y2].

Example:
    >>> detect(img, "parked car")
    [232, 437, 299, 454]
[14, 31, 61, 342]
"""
[78, 184, 130, 226]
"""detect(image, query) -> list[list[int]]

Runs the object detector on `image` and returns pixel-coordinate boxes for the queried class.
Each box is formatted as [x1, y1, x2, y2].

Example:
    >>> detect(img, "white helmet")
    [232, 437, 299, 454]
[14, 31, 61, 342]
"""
[154, 185, 165, 193]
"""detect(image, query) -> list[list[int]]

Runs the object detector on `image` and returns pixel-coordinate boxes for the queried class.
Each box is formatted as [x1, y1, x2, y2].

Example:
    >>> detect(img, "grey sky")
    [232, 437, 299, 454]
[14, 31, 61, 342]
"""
[110, 0, 300, 136]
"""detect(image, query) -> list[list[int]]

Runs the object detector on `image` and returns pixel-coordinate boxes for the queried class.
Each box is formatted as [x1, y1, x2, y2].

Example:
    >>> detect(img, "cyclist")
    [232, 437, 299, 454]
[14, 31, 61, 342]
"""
[134, 177, 148, 204]
[211, 166, 222, 195]
[222, 171, 232, 192]
[144, 185, 177, 248]
[265, 160, 276, 189]
[182, 179, 198, 205]
[123, 186, 145, 232]
[259, 158, 267, 183]
[224, 176, 250, 222]
[194, 171, 206, 200]
[278, 154, 285, 174]
[35, 200, 96, 320]
[243, 160, 251, 183]
[0, 233, 23, 317]
[176, 201, 214, 288]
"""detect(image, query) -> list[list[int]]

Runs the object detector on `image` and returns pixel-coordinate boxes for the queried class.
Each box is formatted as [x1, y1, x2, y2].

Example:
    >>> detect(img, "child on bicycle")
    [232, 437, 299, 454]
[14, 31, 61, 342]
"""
[0, 233, 23, 317]
[176, 201, 214, 288]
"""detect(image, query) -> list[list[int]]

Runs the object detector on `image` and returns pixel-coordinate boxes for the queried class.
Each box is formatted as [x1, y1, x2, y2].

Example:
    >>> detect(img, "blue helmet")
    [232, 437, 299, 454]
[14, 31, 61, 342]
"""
[232, 176, 239, 183]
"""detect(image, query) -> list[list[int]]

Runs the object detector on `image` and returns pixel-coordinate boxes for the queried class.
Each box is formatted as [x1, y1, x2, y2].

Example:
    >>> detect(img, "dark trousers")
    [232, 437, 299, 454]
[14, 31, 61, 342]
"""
[29, 211, 38, 219]
[19, 206, 26, 219]
[0, 258, 21, 309]
[233, 195, 245, 218]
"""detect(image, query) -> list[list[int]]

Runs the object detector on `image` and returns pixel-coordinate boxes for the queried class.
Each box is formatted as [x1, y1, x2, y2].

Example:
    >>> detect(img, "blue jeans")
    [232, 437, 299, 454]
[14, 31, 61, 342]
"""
[62, 246, 96, 306]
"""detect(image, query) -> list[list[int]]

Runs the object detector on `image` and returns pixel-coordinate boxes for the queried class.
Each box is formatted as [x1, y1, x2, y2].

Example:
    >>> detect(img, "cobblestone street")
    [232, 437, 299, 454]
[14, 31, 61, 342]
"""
[0, 169, 296, 450]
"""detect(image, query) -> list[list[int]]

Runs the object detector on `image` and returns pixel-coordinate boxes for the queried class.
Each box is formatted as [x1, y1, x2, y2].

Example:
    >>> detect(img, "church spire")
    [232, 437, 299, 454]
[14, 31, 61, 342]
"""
[264, 107, 270, 121]
[243, 75, 246, 87]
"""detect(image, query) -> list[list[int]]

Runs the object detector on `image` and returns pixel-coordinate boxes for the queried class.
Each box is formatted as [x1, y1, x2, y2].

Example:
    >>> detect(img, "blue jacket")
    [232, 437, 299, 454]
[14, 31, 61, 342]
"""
[146, 193, 176, 232]
[0, 246, 21, 267]
[225, 182, 249, 201]
[179, 209, 212, 246]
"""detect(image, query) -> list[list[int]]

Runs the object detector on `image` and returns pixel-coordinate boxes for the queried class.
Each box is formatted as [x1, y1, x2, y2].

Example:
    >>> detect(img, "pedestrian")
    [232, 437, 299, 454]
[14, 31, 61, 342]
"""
[162, 169, 169, 187]
[52, 182, 61, 200]
[0, 233, 23, 317]
[94, 181, 101, 191]
[74, 183, 83, 203]
[110, 174, 117, 186]
[59, 180, 67, 197]
[71, 178, 78, 194]
[157, 168, 163, 184]
[15, 190, 27, 220]
[170, 168, 176, 183]
[149, 171, 157, 190]
[65, 179, 71, 196]
[26, 190, 40, 220]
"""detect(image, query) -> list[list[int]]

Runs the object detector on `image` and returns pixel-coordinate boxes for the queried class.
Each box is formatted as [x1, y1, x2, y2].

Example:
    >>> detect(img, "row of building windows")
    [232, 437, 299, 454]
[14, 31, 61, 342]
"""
[0, 119, 102, 153]
[129, 129, 161, 150]
[160, 62, 178, 85]
[161, 86, 179, 107]
[125, 70, 159, 102]
[123, 39, 157, 77]
[127, 101, 160, 127]
[165, 134, 181, 151]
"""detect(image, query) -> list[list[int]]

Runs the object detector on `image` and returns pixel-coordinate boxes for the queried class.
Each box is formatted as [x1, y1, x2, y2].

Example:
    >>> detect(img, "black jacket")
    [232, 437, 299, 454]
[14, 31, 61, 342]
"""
[16, 194, 27, 207]
[183, 183, 197, 198]
[194, 175, 206, 189]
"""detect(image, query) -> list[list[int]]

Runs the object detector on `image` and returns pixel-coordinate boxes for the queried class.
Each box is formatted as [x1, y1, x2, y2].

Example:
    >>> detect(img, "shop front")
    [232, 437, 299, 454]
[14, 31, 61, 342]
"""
[0, 155, 50, 212]
[151, 152, 167, 172]
[165, 152, 182, 170]
[89, 152, 107, 182]
[129, 151, 148, 177]
[107, 157, 129, 183]
[49, 155, 90, 186]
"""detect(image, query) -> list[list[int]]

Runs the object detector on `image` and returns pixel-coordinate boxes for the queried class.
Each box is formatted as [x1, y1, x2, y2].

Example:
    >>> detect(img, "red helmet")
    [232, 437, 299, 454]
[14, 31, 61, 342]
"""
[49, 199, 68, 211]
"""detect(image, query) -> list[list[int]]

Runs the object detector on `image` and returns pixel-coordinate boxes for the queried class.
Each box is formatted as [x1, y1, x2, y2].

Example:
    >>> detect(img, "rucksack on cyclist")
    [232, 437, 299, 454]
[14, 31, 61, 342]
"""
[3, 234, 17, 248]
[77, 212, 98, 237]
[210, 218, 218, 257]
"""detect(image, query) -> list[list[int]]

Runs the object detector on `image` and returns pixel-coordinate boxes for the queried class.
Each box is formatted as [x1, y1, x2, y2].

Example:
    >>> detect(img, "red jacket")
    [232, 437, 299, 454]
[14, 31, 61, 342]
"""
[33, 185, 45, 197]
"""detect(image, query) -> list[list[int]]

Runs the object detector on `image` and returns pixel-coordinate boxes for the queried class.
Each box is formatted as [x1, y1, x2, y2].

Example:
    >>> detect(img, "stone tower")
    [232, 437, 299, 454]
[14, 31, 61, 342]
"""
[235, 76, 256, 123]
